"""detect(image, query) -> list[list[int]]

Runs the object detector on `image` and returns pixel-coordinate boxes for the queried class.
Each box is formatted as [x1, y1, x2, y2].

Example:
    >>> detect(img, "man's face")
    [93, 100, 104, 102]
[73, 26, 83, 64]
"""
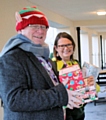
[21, 24, 48, 45]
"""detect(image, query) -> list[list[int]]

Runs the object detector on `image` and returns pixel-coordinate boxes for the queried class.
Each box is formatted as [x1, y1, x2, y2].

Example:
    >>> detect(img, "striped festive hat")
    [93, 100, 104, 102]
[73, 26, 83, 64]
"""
[16, 6, 49, 31]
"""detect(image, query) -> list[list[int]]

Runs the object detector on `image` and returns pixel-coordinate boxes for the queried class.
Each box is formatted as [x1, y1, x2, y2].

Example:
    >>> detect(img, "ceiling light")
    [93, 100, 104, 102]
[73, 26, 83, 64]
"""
[97, 12, 106, 15]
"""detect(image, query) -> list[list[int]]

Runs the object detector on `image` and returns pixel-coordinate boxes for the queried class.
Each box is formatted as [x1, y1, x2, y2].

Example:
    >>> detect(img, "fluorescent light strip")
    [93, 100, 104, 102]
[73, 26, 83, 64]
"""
[97, 12, 106, 15]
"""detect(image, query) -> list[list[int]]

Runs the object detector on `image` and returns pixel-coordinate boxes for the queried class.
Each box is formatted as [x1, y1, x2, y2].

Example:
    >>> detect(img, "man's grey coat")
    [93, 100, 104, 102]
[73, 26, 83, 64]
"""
[0, 48, 68, 120]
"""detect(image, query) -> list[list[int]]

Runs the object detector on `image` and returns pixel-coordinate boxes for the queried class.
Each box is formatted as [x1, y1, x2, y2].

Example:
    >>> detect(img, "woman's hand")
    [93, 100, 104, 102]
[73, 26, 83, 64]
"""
[85, 76, 94, 86]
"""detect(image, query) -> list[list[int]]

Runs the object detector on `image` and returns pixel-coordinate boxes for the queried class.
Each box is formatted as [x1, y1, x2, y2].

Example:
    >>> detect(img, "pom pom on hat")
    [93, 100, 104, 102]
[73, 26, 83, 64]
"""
[15, 6, 49, 31]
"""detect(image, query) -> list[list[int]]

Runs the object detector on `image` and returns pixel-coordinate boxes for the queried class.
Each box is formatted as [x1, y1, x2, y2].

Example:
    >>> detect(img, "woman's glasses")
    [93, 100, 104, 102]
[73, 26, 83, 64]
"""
[57, 43, 73, 49]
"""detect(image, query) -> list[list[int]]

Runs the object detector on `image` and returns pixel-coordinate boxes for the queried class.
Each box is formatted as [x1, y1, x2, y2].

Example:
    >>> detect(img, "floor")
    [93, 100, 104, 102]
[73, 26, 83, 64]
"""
[84, 102, 106, 120]
[84, 85, 106, 120]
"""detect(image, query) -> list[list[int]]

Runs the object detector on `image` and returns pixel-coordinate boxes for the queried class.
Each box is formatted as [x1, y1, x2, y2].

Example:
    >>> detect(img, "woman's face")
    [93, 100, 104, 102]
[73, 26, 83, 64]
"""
[55, 38, 74, 61]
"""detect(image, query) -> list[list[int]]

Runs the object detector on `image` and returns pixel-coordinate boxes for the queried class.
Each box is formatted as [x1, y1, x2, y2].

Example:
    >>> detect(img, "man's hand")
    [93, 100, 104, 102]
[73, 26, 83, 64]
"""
[62, 78, 84, 109]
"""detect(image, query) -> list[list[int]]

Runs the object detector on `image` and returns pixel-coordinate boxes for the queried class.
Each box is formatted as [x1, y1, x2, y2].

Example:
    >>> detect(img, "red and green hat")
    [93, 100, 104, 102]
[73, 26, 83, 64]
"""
[16, 6, 49, 31]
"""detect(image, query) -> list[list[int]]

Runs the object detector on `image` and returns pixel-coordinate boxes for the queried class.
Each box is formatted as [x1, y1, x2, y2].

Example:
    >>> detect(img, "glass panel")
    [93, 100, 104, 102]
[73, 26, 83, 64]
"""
[80, 33, 89, 66]
[92, 36, 99, 67]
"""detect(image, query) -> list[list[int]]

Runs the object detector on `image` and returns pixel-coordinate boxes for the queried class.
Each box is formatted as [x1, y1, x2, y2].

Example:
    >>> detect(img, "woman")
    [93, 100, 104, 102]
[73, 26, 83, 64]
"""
[51, 32, 94, 120]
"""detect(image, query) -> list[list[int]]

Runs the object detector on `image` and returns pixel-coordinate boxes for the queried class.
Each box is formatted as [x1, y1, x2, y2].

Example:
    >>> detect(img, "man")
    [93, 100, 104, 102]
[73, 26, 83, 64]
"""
[0, 6, 82, 120]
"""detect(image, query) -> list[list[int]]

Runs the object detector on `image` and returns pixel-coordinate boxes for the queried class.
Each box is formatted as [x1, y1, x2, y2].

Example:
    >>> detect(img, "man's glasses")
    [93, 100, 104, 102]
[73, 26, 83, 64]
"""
[28, 24, 47, 31]
[57, 43, 73, 48]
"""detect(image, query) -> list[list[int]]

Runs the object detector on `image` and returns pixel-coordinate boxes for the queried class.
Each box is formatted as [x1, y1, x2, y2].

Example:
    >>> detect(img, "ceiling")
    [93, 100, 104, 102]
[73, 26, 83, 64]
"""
[28, 0, 106, 33]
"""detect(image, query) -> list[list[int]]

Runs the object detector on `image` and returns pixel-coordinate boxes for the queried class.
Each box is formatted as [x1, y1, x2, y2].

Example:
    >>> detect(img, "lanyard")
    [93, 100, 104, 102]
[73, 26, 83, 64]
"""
[37, 57, 59, 84]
